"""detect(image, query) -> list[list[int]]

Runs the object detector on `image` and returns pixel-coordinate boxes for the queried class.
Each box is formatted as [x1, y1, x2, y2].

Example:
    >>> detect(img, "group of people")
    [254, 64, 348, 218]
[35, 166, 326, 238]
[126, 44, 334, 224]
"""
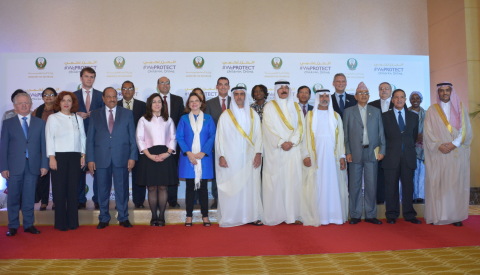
[0, 67, 472, 237]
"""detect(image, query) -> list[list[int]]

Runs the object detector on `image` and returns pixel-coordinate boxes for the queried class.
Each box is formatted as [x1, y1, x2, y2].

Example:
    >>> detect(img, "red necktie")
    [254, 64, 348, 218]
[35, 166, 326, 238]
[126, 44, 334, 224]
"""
[164, 96, 169, 115]
[108, 109, 114, 134]
[85, 90, 91, 112]
[222, 98, 226, 112]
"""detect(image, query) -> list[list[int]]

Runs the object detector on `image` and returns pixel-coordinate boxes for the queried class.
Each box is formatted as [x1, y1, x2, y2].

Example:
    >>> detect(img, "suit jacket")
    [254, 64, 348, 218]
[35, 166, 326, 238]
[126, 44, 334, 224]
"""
[86, 106, 138, 169]
[331, 93, 357, 118]
[0, 116, 48, 176]
[343, 104, 386, 163]
[117, 98, 146, 128]
[74, 89, 104, 134]
[169, 94, 185, 127]
[308, 104, 314, 111]
[205, 96, 232, 125]
[381, 109, 418, 170]
[176, 114, 216, 179]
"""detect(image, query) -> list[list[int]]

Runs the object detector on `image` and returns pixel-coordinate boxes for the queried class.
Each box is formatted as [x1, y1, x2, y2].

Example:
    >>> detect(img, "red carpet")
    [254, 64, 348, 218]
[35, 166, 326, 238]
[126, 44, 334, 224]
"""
[1, 216, 480, 259]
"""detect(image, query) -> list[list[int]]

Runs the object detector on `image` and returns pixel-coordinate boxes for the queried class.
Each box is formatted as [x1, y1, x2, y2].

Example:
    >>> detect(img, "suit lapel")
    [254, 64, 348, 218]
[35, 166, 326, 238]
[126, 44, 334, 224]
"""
[353, 105, 363, 125]
[331, 95, 339, 111]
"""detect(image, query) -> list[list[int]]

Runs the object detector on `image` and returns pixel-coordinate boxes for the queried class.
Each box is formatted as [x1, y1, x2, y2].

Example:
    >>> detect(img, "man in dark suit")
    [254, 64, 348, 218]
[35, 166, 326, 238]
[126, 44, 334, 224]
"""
[0, 93, 48, 236]
[118, 80, 146, 209]
[382, 89, 421, 224]
[157, 76, 184, 208]
[343, 82, 385, 225]
[87, 87, 138, 229]
[368, 82, 393, 204]
[297, 85, 313, 116]
[205, 76, 231, 209]
[331, 73, 357, 118]
[74, 67, 104, 210]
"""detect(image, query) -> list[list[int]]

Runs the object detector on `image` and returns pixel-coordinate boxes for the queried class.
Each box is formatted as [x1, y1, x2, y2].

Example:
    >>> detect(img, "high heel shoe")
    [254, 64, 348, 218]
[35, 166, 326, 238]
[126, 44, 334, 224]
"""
[150, 219, 157, 226]
[202, 217, 211, 227]
[185, 217, 193, 227]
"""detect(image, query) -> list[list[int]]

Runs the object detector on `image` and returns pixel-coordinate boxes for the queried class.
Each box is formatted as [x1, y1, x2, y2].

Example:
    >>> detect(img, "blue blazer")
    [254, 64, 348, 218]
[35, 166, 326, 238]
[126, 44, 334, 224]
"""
[74, 89, 104, 134]
[177, 113, 216, 179]
[0, 116, 48, 176]
[86, 106, 138, 169]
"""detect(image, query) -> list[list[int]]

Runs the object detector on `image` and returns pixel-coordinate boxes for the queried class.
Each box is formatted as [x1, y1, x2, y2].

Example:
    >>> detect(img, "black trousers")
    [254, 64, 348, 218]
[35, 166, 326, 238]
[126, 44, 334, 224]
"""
[130, 164, 146, 205]
[384, 154, 417, 220]
[51, 152, 81, 230]
[376, 160, 385, 203]
[167, 151, 180, 205]
[185, 179, 208, 217]
[35, 170, 51, 204]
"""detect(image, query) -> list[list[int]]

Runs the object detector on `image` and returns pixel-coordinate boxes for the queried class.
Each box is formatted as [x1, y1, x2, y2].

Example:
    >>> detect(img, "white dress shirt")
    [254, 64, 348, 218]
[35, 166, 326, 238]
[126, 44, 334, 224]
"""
[45, 112, 86, 156]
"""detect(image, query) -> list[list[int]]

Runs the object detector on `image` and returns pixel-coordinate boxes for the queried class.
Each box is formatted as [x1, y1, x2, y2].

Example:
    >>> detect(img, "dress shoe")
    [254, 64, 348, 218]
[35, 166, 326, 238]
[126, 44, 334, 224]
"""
[413, 198, 424, 204]
[210, 200, 218, 209]
[78, 202, 86, 209]
[52, 203, 55, 210]
[387, 218, 396, 224]
[349, 218, 361, 224]
[168, 202, 180, 208]
[135, 204, 145, 209]
[94, 202, 100, 210]
[40, 204, 47, 211]
[24, 226, 41, 234]
[405, 218, 422, 224]
[119, 220, 133, 228]
[6, 228, 17, 237]
[365, 218, 382, 225]
[150, 219, 157, 226]
[158, 220, 165, 227]
[452, 222, 463, 227]
[97, 222, 109, 229]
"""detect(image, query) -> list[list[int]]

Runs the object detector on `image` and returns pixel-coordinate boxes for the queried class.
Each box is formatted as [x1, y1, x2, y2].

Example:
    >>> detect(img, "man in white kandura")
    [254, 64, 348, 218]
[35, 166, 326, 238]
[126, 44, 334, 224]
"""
[302, 89, 348, 226]
[262, 80, 305, 225]
[215, 86, 264, 227]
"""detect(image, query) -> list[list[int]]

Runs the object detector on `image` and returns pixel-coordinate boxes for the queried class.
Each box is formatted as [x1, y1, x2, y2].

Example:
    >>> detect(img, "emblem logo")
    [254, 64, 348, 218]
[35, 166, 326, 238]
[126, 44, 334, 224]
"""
[312, 83, 324, 92]
[271, 57, 282, 69]
[346, 58, 358, 71]
[114, 56, 126, 69]
[35, 57, 47, 70]
[193, 56, 205, 69]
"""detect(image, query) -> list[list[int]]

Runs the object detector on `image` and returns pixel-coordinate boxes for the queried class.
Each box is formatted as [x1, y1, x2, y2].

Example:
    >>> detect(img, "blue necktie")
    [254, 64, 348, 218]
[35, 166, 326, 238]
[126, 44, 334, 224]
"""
[22, 117, 29, 158]
[398, 111, 405, 132]
[339, 94, 345, 113]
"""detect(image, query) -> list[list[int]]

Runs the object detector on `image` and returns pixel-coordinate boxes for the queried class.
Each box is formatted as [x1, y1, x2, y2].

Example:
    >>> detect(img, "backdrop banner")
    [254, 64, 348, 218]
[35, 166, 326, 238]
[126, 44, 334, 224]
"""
[0, 52, 430, 199]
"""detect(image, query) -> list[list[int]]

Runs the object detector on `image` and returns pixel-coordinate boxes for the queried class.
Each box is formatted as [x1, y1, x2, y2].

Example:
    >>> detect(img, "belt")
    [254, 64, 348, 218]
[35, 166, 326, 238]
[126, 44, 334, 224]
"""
[362, 145, 369, 148]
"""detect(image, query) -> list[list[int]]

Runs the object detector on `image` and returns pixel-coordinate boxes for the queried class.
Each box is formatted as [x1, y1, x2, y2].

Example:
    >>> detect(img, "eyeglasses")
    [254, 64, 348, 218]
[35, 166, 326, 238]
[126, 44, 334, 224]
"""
[159, 81, 170, 85]
[121, 87, 134, 91]
[356, 92, 369, 96]
[43, 94, 56, 97]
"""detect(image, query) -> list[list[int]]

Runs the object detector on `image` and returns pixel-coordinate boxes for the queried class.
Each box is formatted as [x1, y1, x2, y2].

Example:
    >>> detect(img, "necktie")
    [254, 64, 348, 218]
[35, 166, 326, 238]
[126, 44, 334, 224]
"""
[108, 109, 114, 134]
[398, 111, 405, 132]
[163, 96, 169, 115]
[222, 98, 226, 112]
[339, 94, 345, 113]
[126, 100, 131, 110]
[22, 117, 29, 158]
[302, 104, 307, 116]
[85, 90, 91, 112]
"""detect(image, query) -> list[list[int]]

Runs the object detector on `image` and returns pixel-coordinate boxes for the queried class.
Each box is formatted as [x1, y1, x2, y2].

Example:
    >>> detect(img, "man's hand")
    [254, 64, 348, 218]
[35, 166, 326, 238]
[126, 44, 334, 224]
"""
[281, 142, 293, 151]
[1, 170, 9, 179]
[346, 154, 352, 163]
[340, 158, 346, 170]
[219, 156, 228, 168]
[416, 133, 423, 143]
[253, 153, 262, 168]
[88, 162, 96, 174]
[127, 159, 135, 171]
[377, 154, 384, 161]
[40, 168, 48, 176]
[303, 157, 312, 167]
[80, 156, 85, 169]
[77, 111, 89, 119]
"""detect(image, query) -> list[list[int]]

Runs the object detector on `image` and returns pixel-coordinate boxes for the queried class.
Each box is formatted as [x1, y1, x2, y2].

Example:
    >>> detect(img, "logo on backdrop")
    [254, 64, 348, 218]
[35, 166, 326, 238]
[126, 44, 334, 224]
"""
[271, 57, 283, 69]
[312, 83, 324, 92]
[64, 61, 97, 74]
[143, 60, 176, 73]
[373, 63, 404, 75]
[193, 56, 205, 69]
[346, 58, 358, 71]
[114, 56, 126, 69]
[35, 57, 47, 70]
[299, 61, 331, 74]
[222, 61, 255, 74]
